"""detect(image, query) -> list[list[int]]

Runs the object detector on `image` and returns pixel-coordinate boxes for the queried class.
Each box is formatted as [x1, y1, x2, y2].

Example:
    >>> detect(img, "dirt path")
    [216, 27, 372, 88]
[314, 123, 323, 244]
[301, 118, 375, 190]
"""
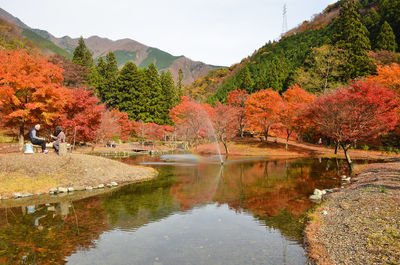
[0, 153, 157, 199]
[304, 162, 400, 264]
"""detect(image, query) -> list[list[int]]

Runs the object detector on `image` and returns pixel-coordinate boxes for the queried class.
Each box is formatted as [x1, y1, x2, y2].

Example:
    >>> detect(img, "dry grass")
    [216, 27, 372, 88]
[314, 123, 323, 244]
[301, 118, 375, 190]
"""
[0, 153, 157, 198]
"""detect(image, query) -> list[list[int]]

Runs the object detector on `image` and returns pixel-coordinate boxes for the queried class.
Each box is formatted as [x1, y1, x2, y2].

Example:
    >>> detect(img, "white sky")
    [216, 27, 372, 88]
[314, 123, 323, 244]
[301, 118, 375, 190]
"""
[0, 0, 337, 66]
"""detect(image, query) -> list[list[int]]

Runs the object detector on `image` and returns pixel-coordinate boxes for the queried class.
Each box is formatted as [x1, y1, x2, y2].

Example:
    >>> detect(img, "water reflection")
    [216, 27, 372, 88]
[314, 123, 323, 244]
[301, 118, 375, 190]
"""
[0, 157, 353, 264]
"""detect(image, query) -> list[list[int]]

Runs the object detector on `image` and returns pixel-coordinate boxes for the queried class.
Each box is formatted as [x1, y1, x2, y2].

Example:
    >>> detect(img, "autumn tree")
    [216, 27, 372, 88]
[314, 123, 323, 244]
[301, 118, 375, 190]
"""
[60, 88, 105, 144]
[245, 89, 283, 143]
[98, 109, 133, 143]
[169, 97, 213, 146]
[0, 50, 69, 150]
[280, 85, 315, 150]
[227, 89, 249, 137]
[48, 54, 88, 88]
[309, 81, 399, 168]
[368, 63, 400, 92]
[212, 103, 239, 156]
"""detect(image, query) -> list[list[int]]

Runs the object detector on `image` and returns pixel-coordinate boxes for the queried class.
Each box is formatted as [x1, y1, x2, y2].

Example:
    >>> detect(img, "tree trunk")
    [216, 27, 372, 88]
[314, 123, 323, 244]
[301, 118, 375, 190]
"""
[264, 125, 270, 143]
[341, 143, 353, 170]
[285, 129, 292, 151]
[18, 121, 24, 152]
[222, 139, 229, 159]
[334, 142, 339, 154]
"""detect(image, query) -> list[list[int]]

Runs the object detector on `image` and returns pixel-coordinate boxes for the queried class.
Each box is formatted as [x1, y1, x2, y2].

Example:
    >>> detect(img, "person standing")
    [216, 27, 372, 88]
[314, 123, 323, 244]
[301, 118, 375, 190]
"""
[29, 124, 48, 154]
[51, 126, 66, 155]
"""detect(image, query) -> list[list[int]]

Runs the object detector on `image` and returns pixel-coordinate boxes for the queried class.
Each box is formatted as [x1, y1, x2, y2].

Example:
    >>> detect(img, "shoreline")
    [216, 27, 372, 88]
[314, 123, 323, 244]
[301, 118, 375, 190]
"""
[0, 153, 158, 201]
[304, 162, 400, 264]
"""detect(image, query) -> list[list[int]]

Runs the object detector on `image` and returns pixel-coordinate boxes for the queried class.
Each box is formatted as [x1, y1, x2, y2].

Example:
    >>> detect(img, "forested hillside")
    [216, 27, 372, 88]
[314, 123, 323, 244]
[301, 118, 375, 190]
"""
[190, 0, 400, 103]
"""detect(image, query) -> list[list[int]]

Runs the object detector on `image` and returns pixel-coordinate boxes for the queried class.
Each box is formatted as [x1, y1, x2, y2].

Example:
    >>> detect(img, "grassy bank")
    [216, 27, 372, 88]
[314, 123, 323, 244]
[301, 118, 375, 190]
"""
[304, 162, 400, 264]
[0, 153, 157, 199]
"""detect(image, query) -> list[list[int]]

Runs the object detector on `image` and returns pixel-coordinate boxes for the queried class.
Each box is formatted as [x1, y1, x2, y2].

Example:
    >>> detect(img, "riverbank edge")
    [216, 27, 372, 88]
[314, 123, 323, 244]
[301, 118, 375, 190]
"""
[0, 153, 158, 202]
[304, 161, 400, 264]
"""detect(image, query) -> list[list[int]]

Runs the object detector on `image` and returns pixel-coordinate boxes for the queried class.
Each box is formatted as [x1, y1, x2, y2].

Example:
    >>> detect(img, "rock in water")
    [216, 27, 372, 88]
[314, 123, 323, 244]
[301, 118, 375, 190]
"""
[58, 187, 68, 193]
[314, 189, 323, 196]
[309, 194, 322, 201]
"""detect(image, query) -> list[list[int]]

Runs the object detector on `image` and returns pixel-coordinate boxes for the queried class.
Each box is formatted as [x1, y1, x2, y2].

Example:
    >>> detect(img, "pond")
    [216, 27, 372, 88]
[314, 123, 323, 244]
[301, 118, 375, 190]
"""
[0, 155, 363, 264]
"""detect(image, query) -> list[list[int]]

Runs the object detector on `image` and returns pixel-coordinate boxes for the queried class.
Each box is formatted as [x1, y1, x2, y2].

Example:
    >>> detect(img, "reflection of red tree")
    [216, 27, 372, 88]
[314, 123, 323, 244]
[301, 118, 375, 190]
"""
[170, 165, 221, 210]
[0, 197, 108, 264]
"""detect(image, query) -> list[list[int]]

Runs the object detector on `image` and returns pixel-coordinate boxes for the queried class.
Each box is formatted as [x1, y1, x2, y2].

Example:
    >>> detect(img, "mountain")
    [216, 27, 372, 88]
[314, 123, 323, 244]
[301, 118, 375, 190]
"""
[190, 0, 400, 103]
[0, 7, 221, 85]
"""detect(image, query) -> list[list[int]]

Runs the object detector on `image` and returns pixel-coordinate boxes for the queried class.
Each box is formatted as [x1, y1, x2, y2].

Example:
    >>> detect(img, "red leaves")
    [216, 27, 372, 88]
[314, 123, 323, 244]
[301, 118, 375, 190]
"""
[245, 89, 283, 139]
[309, 81, 399, 144]
[60, 88, 105, 143]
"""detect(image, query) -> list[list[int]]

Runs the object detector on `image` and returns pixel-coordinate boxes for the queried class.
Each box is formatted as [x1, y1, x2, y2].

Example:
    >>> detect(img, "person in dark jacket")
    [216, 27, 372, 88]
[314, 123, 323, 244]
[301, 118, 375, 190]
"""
[51, 126, 66, 155]
[29, 124, 48, 154]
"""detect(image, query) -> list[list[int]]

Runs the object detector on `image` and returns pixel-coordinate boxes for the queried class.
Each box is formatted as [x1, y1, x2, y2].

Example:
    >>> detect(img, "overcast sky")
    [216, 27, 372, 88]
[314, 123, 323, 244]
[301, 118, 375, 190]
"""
[0, 0, 337, 66]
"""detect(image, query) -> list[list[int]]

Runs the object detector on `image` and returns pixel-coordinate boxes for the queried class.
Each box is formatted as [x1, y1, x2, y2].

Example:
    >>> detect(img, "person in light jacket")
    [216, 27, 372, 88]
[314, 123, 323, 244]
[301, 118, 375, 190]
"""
[51, 126, 66, 155]
[29, 124, 48, 154]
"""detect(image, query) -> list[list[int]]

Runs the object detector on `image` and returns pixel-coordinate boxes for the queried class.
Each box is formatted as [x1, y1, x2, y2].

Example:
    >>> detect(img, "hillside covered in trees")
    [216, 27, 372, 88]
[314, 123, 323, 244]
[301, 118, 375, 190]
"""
[188, 0, 400, 103]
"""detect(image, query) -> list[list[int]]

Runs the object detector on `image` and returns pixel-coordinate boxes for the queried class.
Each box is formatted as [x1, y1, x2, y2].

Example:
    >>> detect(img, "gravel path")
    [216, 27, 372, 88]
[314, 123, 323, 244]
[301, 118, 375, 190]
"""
[305, 162, 400, 265]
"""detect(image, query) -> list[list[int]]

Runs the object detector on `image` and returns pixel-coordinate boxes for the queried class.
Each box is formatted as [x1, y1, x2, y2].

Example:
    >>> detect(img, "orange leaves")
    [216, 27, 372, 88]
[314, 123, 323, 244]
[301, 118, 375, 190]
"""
[368, 63, 400, 92]
[245, 89, 283, 137]
[0, 49, 69, 131]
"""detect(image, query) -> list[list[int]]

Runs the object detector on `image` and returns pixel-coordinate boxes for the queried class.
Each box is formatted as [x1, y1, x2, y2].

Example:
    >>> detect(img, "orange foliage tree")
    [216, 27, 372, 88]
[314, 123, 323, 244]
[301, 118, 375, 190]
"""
[227, 89, 249, 137]
[280, 85, 315, 150]
[245, 89, 283, 143]
[368, 63, 400, 92]
[0, 50, 69, 150]
[98, 109, 135, 143]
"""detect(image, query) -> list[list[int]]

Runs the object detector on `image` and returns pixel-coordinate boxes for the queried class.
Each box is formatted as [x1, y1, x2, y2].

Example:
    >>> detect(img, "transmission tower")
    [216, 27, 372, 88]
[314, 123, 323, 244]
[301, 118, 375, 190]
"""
[282, 3, 288, 34]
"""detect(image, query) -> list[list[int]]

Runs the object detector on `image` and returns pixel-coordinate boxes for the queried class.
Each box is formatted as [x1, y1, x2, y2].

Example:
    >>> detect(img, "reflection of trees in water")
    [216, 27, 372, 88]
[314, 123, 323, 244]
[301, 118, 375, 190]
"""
[101, 166, 181, 229]
[0, 197, 107, 264]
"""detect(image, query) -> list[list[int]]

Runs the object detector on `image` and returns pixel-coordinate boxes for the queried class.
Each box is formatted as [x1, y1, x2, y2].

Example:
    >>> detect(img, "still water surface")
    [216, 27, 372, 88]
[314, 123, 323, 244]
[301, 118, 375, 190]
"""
[0, 155, 358, 264]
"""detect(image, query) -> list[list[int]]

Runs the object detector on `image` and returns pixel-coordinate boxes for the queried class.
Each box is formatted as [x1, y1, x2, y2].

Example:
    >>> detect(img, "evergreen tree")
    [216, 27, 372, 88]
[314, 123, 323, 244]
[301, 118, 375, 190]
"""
[376, 21, 398, 52]
[160, 70, 177, 124]
[236, 65, 254, 93]
[334, 0, 374, 79]
[379, 0, 400, 49]
[94, 52, 119, 107]
[362, 8, 382, 49]
[142, 63, 163, 123]
[177, 69, 184, 99]
[115, 62, 145, 120]
[72, 37, 93, 69]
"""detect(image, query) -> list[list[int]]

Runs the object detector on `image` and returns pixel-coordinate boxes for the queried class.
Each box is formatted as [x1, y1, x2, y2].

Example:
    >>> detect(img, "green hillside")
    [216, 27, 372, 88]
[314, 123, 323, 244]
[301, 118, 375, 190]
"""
[139, 47, 183, 70]
[195, 0, 400, 103]
[22, 29, 72, 59]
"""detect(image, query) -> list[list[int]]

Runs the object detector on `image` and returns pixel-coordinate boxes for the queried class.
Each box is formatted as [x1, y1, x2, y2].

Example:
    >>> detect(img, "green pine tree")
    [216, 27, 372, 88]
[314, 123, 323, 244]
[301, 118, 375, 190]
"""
[72, 37, 93, 69]
[160, 70, 177, 124]
[362, 8, 381, 49]
[141, 63, 163, 124]
[177, 69, 184, 99]
[379, 0, 400, 50]
[376, 21, 398, 52]
[115, 62, 145, 120]
[236, 65, 254, 93]
[334, 0, 374, 79]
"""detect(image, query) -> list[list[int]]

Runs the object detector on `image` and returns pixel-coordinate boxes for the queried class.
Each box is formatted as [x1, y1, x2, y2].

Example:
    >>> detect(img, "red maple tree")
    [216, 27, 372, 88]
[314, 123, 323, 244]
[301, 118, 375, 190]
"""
[60, 88, 105, 144]
[227, 89, 249, 137]
[212, 103, 239, 156]
[309, 81, 399, 167]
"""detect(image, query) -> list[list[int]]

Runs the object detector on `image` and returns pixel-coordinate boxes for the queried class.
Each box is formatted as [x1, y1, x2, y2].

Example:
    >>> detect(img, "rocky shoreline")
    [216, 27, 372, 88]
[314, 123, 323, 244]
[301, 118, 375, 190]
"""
[0, 153, 158, 200]
[304, 162, 400, 264]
